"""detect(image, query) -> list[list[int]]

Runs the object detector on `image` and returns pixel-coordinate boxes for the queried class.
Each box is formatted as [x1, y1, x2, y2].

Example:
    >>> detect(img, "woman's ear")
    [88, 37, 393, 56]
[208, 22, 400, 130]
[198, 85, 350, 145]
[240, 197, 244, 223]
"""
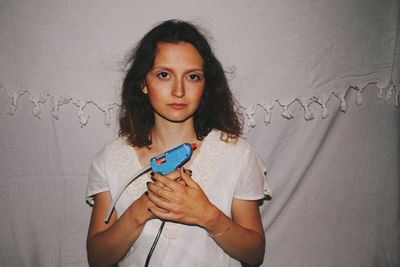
[140, 82, 148, 94]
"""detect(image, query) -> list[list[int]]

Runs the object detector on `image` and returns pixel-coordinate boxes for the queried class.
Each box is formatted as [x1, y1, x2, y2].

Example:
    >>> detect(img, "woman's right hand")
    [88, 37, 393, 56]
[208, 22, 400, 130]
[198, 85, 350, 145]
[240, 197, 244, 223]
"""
[86, 191, 159, 267]
[133, 170, 186, 224]
[127, 191, 162, 225]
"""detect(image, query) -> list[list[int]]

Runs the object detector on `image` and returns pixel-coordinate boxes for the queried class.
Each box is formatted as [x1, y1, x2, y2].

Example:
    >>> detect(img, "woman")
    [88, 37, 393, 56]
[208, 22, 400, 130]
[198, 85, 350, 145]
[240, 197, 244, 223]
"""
[86, 19, 267, 267]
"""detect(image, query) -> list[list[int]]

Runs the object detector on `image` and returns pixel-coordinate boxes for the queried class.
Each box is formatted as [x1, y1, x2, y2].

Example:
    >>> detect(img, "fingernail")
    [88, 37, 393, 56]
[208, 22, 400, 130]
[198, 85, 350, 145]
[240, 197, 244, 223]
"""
[187, 169, 192, 175]
[146, 181, 150, 186]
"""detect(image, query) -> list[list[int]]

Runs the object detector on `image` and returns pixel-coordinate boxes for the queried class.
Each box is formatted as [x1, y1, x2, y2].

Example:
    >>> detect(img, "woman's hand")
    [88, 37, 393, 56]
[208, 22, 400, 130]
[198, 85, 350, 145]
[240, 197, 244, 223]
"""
[126, 192, 161, 225]
[87, 191, 164, 267]
[146, 168, 217, 227]
[146, 168, 265, 266]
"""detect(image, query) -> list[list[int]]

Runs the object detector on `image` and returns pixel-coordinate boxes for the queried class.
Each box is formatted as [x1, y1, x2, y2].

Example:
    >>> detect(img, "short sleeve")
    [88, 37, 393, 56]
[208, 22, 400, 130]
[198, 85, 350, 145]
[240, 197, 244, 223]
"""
[234, 145, 268, 201]
[85, 148, 109, 206]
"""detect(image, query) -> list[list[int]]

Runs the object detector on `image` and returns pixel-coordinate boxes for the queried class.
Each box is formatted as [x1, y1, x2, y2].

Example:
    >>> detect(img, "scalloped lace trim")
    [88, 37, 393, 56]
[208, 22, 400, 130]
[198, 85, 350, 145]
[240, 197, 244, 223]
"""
[107, 138, 149, 202]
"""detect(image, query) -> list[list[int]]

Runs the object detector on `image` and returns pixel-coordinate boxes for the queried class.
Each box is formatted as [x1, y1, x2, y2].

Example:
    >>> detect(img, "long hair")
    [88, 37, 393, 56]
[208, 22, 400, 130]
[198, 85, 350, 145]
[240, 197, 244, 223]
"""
[119, 19, 242, 147]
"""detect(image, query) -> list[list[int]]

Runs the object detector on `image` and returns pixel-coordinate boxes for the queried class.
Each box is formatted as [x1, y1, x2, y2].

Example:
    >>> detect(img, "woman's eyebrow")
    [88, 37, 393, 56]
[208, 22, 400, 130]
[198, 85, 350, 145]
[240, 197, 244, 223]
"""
[184, 68, 204, 74]
[151, 65, 204, 72]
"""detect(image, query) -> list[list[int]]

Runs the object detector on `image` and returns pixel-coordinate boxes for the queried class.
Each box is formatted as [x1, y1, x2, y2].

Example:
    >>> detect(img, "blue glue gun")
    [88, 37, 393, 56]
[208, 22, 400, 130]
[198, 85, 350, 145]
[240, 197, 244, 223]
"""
[150, 143, 196, 175]
[104, 143, 196, 222]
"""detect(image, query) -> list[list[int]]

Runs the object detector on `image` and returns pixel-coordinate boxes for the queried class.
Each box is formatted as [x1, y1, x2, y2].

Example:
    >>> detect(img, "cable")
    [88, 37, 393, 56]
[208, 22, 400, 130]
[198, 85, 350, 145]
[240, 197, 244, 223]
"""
[104, 165, 151, 223]
[144, 221, 165, 267]
[104, 143, 194, 223]
[103, 165, 165, 267]
[104, 144, 195, 264]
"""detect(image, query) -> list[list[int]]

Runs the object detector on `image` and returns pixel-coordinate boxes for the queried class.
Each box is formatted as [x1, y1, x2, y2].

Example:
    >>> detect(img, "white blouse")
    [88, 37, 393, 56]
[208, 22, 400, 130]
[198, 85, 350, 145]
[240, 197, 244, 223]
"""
[86, 130, 267, 267]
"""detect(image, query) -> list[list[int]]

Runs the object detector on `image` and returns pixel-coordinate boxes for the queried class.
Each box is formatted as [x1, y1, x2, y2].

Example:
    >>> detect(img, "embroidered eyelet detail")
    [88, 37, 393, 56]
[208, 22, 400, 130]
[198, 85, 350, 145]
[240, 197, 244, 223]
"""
[107, 139, 150, 207]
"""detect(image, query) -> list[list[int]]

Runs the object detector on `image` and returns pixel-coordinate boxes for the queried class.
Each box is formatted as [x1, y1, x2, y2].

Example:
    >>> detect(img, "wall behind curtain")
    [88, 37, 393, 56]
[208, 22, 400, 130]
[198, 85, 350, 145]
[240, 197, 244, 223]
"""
[0, 0, 399, 266]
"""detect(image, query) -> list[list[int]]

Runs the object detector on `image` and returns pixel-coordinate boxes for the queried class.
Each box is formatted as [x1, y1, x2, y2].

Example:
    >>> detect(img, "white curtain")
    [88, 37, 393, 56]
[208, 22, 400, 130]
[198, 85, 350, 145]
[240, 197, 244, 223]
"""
[0, 1, 398, 266]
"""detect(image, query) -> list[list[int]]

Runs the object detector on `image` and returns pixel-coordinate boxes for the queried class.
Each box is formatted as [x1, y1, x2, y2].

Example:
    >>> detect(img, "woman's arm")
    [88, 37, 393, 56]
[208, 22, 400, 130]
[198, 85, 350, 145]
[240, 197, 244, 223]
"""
[86, 191, 156, 267]
[147, 168, 265, 266]
[204, 198, 265, 266]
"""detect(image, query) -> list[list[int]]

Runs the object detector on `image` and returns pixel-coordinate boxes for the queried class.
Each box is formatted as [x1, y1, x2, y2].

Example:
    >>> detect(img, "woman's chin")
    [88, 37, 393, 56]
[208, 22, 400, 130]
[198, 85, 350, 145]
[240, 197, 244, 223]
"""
[154, 112, 194, 124]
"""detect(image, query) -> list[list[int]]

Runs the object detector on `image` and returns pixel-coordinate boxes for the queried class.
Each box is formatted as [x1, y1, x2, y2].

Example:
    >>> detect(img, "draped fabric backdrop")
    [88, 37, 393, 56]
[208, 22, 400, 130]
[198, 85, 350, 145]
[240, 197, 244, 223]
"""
[0, 1, 399, 266]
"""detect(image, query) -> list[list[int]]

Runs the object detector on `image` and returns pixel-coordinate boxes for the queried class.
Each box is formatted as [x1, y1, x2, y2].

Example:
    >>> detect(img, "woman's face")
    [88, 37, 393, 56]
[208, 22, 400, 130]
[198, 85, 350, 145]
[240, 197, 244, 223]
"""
[144, 42, 205, 124]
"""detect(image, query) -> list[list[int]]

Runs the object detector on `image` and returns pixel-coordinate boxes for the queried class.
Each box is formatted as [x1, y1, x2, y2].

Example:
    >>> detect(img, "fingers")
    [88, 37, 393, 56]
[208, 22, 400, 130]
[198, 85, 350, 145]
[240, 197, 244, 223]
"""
[164, 169, 181, 180]
[148, 167, 194, 194]
[143, 193, 168, 213]
[151, 172, 183, 191]
[146, 168, 195, 215]
[148, 206, 177, 221]
[176, 168, 191, 185]
[147, 179, 172, 194]
[179, 168, 197, 187]
[146, 190, 180, 213]
[147, 181, 175, 200]
[129, 192, 166, 223]
[184, 168, 192, 176]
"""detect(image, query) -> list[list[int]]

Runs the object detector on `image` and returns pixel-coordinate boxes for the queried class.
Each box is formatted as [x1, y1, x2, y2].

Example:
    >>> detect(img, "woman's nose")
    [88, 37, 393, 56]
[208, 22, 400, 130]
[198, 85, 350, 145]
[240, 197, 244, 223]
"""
[172, 79, 185, 98]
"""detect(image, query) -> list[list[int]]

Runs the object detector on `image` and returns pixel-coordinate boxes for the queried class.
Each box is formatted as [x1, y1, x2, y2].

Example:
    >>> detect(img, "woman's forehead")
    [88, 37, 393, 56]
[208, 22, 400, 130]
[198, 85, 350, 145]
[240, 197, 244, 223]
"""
[153, 42, 203, 69]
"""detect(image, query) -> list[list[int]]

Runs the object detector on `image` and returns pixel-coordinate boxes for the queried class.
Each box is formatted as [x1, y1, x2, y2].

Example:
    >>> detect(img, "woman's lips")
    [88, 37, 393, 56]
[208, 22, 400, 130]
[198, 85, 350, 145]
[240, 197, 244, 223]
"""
[168, 103, 187, 110]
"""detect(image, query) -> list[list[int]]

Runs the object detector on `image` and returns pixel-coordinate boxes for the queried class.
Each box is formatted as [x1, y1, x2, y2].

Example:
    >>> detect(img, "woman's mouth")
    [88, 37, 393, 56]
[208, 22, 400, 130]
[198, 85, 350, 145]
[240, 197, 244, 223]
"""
[168, 103, 187, 110]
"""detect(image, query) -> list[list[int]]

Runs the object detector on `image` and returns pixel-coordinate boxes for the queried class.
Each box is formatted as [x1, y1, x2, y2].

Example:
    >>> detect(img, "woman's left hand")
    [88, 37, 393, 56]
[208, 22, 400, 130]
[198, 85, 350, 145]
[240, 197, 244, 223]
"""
[146, 168, 216, 227]
[147, 168, 265, 266]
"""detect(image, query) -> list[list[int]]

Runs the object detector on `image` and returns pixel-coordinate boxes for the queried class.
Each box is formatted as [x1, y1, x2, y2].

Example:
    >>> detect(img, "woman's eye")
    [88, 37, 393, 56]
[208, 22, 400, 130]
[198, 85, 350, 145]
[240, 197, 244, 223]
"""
[188, 74, 202, 81]
[157, 72, 169, 79]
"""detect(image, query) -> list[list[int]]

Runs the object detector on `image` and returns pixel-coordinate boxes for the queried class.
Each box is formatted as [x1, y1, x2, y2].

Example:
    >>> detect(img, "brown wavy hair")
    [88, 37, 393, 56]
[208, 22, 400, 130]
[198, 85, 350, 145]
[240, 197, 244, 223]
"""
[119, 19, 242, 147]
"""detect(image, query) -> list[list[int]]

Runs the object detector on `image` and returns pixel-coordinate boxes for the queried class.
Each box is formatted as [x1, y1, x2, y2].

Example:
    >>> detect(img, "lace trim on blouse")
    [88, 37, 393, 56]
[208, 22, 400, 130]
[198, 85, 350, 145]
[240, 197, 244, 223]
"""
[108, 130, 225, 239]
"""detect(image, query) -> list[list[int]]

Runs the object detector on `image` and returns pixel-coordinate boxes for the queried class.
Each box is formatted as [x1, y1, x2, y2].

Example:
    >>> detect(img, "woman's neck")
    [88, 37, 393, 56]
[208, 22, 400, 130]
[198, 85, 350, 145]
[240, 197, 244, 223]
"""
[150, 118, 198, 153]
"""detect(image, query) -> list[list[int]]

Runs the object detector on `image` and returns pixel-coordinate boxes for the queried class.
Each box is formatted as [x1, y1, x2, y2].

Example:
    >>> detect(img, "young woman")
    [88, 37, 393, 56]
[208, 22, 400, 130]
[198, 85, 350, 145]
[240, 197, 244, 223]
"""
[86, 19, 267, 267]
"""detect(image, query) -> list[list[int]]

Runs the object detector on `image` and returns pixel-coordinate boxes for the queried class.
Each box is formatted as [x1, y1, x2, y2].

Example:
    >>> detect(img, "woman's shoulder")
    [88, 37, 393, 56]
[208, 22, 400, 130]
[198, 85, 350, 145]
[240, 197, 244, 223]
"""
[93, 137, 134, 161]
[218, 130, 251, 146]
[208, 130, 253, 155]
[103, 137, 129, 150]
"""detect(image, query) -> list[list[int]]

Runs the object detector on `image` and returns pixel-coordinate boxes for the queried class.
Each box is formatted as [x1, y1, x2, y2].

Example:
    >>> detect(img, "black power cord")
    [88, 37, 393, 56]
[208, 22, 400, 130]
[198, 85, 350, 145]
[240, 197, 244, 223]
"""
[144, 221, 166, 267]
